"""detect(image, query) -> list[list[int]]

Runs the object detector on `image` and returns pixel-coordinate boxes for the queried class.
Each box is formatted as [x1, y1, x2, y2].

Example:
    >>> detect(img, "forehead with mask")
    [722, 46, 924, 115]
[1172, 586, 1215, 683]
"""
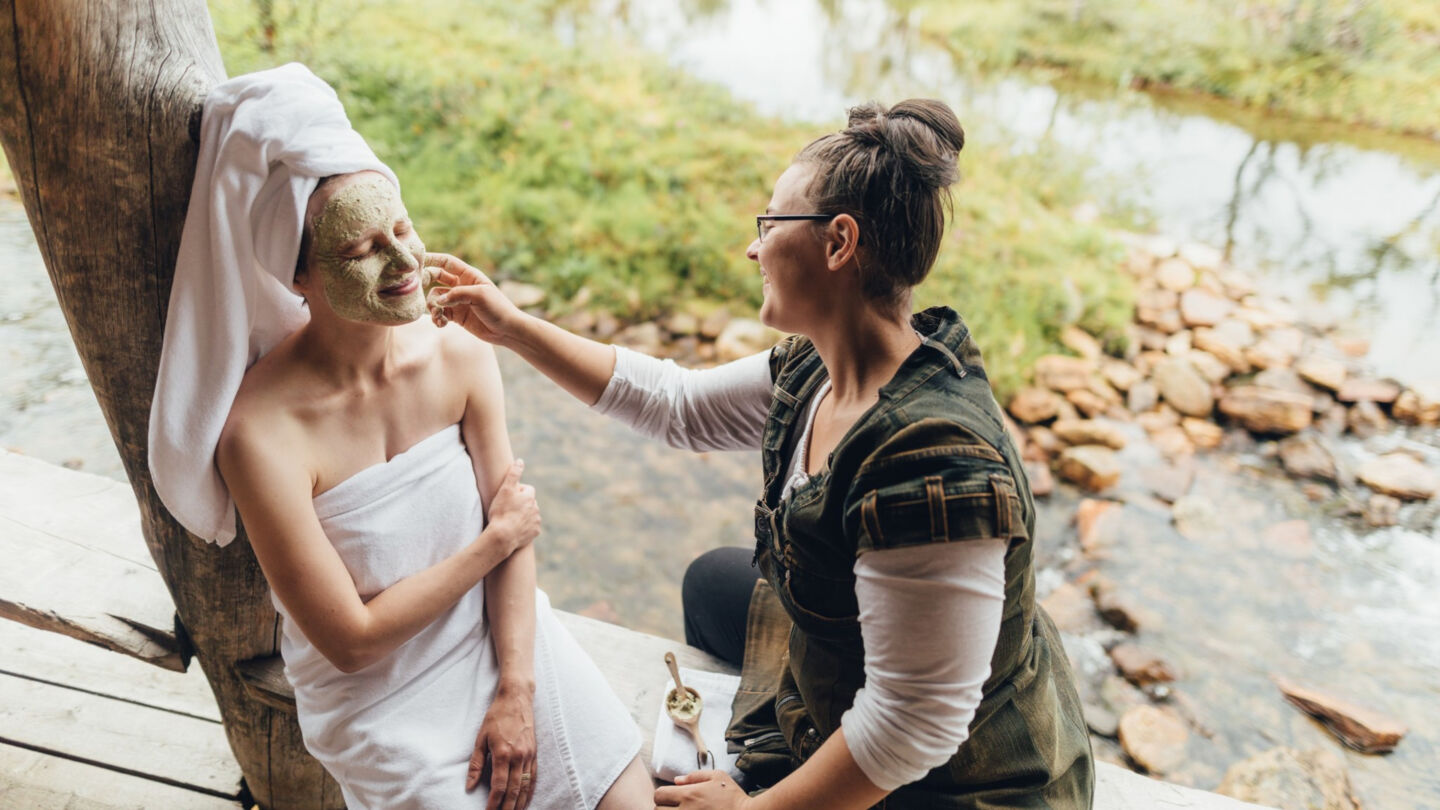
[295, 171, 428, 325]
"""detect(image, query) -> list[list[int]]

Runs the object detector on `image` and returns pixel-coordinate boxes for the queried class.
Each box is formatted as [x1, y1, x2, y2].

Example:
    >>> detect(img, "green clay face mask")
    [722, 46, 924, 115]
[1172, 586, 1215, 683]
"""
[308, 174, 427, 325]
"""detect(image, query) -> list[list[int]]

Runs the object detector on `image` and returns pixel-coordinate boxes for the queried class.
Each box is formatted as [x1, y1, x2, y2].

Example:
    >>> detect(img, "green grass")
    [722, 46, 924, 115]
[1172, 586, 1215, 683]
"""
[209, 0, 1132, 396]
[910, 0, 1440, 139]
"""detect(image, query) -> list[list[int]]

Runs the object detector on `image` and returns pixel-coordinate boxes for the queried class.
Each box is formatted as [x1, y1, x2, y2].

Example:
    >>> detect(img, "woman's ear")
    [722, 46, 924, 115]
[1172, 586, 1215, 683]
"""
[825, 213, 861, 272]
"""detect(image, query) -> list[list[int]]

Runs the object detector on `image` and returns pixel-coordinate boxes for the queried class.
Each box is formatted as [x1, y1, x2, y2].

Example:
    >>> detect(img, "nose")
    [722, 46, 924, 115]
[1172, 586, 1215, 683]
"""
[382, 240, 419, 272]
[746, 237, 760, 262]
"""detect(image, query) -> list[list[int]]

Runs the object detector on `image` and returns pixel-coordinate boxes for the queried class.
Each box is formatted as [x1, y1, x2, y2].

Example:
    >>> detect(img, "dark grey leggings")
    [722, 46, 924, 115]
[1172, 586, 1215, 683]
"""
[681, 546, 761, 668]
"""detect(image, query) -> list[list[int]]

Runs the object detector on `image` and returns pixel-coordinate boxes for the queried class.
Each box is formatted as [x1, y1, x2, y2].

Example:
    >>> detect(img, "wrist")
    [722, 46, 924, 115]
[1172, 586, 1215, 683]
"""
[496, 674, 536, 698]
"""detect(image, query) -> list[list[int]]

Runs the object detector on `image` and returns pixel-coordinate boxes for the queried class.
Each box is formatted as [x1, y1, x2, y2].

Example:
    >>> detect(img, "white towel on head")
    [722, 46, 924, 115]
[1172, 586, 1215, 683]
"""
[148, 63, 398, 545]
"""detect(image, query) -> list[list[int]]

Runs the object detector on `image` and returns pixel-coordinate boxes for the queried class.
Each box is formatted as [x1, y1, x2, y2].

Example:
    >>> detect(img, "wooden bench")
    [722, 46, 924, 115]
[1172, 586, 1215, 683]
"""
[0, 448, 1272, 809]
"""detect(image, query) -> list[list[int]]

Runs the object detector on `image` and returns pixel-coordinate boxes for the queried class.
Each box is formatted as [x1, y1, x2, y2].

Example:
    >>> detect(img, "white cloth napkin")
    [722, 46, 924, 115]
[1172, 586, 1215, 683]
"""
[147, 63, 397, 545]
[650, 666, 744, 783]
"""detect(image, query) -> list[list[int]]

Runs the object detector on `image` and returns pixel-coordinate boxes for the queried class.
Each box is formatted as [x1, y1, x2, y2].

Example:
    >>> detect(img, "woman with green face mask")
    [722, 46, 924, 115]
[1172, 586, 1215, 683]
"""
[151, 65, 654, 810]
[430, 99, 1094, 810]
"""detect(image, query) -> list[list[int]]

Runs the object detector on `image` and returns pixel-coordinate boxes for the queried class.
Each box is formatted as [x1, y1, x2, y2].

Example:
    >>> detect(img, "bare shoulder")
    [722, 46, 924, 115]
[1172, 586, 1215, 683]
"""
[434, 323, 501, 391]
[218, 353, 312, 488]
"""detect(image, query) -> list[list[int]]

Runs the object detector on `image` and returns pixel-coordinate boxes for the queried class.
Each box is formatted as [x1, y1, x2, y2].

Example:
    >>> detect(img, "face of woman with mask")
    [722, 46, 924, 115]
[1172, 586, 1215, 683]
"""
[299, 171, 427, 325]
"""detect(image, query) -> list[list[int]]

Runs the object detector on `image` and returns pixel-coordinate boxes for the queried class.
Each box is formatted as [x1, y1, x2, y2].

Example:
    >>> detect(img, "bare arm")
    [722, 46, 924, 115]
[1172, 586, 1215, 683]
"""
[654, 729, 887, 810]
[427, 252, 616, 406]
[217, 416, 538, 674]
[427, 253, 772, 451]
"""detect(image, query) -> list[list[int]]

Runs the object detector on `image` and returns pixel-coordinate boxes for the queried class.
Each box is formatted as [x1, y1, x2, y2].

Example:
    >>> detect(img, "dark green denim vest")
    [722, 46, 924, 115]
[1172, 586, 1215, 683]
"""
[727, 307, 1094, 809]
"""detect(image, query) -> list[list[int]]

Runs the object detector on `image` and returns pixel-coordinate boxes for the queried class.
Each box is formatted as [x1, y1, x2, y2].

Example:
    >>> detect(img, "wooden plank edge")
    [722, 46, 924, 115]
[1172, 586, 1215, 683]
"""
[0, 737, 241, 803]
[234, 655, 295, 713]
[0, 600, 188, 672]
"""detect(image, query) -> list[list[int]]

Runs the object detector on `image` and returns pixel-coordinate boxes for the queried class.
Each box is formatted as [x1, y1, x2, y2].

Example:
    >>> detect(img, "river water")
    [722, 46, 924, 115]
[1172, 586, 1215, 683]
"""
[4, 0, 1439, 805]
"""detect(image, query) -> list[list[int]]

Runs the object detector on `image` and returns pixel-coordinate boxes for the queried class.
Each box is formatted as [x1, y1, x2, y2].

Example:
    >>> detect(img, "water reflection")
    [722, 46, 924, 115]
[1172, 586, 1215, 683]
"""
[555, 0, 1440, 383]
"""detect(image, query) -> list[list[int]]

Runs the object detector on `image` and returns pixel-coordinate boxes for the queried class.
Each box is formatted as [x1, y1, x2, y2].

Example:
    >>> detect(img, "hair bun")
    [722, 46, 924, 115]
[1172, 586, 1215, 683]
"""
[842, 100, 963, 190]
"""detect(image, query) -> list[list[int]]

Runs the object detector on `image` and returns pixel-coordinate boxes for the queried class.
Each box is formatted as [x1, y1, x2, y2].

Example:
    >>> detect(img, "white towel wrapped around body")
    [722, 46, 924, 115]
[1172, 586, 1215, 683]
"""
[288, 424, 640, 809]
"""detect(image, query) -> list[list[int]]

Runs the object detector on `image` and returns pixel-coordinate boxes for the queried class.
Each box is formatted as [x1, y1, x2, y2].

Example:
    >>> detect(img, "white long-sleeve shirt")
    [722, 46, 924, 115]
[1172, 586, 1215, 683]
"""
[592, 347, 1005, 791]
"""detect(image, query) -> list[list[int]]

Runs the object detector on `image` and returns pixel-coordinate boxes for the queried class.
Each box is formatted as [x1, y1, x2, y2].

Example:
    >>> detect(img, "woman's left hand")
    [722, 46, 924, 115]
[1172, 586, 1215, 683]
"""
[654, 770, 755, 810]
[469, 688, 537, 810]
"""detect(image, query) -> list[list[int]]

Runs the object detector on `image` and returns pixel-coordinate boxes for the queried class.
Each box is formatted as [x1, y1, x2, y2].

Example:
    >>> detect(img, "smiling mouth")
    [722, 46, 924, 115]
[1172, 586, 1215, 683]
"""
[378, 275, 418, 296]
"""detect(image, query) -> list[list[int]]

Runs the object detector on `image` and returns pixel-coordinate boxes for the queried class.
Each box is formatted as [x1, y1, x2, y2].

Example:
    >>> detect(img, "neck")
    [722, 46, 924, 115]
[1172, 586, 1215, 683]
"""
[806, 298, 919, 406]
[295, 313, 404, 388]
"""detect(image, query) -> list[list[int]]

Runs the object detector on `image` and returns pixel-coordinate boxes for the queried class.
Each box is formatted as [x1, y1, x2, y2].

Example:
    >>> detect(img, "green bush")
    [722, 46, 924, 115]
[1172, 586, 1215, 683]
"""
[211, 0, 1131, 396]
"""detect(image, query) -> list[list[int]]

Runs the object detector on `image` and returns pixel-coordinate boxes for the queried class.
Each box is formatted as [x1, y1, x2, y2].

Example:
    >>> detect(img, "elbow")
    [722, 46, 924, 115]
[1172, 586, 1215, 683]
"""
[314, 618, 387, 673]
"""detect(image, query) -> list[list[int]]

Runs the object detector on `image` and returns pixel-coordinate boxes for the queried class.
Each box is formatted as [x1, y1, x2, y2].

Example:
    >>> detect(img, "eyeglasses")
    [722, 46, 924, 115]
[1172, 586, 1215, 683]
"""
[756, 214, 836, 243]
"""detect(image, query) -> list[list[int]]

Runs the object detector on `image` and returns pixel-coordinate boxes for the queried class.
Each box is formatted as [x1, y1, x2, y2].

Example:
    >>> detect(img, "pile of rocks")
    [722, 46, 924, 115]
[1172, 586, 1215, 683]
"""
[1004, 235, 1440, 509]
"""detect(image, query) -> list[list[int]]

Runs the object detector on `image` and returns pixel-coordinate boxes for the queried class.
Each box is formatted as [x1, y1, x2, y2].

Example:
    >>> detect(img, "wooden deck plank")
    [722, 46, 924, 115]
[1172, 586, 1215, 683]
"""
[0, 450, 185, 671]
[0, 619, 220, 722]
[0, 671, 241, 796]
[0, 744, 239, 809]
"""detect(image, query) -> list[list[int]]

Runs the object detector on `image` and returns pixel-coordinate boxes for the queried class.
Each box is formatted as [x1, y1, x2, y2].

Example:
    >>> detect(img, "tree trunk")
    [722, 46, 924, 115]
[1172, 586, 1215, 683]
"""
[0, 2, 341, 807]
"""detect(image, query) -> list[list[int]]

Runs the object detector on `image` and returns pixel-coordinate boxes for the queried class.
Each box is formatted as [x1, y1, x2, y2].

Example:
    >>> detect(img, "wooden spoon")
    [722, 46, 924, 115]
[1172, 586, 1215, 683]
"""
[664, 652, 711, 769]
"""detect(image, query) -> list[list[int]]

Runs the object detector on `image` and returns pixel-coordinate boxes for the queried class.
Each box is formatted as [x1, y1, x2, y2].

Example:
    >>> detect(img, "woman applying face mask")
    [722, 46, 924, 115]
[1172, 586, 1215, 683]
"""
[430, 99, 1094, 810]
[151, 66, 653, 810]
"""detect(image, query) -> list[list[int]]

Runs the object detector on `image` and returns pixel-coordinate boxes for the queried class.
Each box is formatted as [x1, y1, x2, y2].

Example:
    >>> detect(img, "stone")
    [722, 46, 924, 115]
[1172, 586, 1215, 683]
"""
[1110, 643, 1178, 686]
[1357, 454, 1438, 500]
[1066, 389, 1112, 419]
[498, 280, 547, 309]
[1217, 747, 1360, 810]
[1124, 246, 1157, 276]
[1217, 268, 1257, 299]
[1024, 460, 1054, 497]
[1274, 677, 1408, 753]
[1076, 498, 1120, 555]
[1134, 288, 1179, 327]
[1218, 386, 1313, 434]
[555, 308, 598, 335]
[1263, 520, 1313, 558]
[1391, 380, 1440, 425]
[1057, 446, 1121, 492]
[1060, 325, 1103, 360]
[1153, 358, 1214, 417]
[1178, 242, 1224, 271]
[1172, 495, 1223, 540]
[1151, 426, 1196, 459]
[1117, 705, 1189, 774]
[1039, 582, 1099, 633]
[1053, 398, 1081, 422]
[661, 311, 700, 336]
[1336, 378, 1400, 404]
[1155, 257, 1195, 291]
[1253, 366, 1314, 397]
[1163, 330, 1193, 357]
[1179, 288, 1234, 327]
[1052, 419, 1128, 450]
[1084, 704, 1119, 738]
[1181, 417, 1223, 450]
[1034, 355, 1095, 392]
[1134, 325, 1169, 352]
[1278, 436, 1337, 482]
[698, 307, 732, 340]
[1137, 405, 1180, 433]
[1192, 325, 1252, 374]
[715, 318, 777, 361]
[1145, 462, 1194, 503]
[1296, 355, 1347, 392]
[1126, 380, 1158, 414]
[1364, 494, 1401, 527]
[1090, 580, 1155, 633]
[611, 321, 664, 353]
[1027, 426, 1064, 457]
[1334, 335, 1371, 357]
[1316, 402, 1348, 437]
[1346, 400, 1388, 438]
[1101, 360, 1140, 393]
[1185, 349, 1231, 384]
[1008, 387, 1062, 424]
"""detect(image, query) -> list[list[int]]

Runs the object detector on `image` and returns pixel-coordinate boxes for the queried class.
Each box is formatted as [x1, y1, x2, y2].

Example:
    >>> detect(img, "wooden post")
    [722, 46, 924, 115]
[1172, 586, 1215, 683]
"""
[0, 2, 341, 807]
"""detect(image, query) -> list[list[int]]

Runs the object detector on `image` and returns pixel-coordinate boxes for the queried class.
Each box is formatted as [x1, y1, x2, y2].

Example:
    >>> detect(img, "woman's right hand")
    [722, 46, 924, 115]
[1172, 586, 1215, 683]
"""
[424, 252, 525, 346]
[484, 459, 541, 556]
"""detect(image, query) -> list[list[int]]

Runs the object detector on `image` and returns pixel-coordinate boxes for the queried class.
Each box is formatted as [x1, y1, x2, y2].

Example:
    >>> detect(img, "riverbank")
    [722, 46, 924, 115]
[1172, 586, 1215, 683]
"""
[208, 0, 1134, 396]
[999, 234, 1439, 807]
[912, 0, 1440, 140]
